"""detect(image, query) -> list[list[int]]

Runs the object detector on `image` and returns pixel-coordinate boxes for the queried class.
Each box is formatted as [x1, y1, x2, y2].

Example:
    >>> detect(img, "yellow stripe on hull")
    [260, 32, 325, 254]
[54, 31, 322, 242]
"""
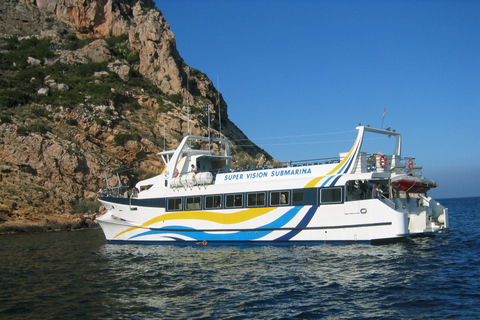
[115, 207, 276, 238]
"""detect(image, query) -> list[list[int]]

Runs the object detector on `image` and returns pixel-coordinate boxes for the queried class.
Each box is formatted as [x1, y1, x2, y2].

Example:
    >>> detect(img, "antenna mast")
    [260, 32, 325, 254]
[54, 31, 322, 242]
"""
[186, 77, 191, 135]
[207, 105, 211, 150]
[381, 106, 387, 129]
[104, 172, 110, 189]
[217, 75, 222, 138]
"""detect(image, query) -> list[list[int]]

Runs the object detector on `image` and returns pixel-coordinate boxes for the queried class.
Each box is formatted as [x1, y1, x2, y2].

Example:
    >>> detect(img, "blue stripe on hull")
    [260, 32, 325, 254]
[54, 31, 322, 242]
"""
[128, 206, 304, 242]
[107, 236, 409, 246]
[107, 239, 374, 246]
[275, 206, 317, 241]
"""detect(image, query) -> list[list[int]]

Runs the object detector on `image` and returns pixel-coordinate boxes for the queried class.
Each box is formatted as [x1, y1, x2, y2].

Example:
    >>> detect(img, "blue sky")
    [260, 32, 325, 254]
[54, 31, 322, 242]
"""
[154, 0, 479, 199]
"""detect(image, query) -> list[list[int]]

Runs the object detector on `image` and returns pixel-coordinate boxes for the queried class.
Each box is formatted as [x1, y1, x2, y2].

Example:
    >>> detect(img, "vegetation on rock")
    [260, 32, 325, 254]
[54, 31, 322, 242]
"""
[0, 0, 275, 233]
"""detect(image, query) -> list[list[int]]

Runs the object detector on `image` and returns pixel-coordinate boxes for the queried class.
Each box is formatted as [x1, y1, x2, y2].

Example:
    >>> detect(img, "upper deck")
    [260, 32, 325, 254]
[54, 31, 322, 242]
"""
[127, 126, 426, 198]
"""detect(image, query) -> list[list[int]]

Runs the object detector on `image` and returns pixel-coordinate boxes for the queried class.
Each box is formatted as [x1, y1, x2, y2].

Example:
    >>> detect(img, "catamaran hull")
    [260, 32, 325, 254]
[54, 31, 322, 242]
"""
[97, 198, 410, 245]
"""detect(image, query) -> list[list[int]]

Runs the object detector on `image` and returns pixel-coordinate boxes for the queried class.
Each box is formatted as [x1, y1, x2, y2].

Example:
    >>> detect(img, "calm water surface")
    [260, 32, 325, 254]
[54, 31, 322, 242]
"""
[1, 197, 479, 319]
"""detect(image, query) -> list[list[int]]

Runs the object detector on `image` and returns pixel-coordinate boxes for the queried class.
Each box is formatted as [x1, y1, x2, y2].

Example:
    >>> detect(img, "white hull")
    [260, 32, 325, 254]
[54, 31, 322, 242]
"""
[98, 199, 409, 244]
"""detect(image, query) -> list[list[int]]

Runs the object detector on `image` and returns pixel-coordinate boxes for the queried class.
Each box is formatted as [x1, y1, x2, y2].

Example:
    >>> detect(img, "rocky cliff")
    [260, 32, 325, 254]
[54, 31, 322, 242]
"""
[0, 0, 274, 233]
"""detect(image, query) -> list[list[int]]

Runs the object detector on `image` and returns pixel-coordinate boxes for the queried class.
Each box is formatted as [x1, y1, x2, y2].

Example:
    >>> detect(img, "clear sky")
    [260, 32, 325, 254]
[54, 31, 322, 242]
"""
[154, 0, 480, 199]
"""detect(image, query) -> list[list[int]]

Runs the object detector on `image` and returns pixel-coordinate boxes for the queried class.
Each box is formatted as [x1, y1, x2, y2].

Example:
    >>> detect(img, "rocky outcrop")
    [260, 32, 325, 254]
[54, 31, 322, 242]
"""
[0, 213, 99, 235]
[54, 39, 113, 63]
[21, 0, 155, 37]
[0, 0, 274, 233]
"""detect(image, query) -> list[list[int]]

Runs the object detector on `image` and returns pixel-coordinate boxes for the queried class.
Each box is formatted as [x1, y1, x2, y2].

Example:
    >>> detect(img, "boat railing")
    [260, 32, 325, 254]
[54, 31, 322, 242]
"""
[379, 193, 397, 209]
[288, 157, 341, 167]
[228, 157, 341, 173]
[229, 165, 288, 172]
[367, 154, 418, 173]
[98, 185, 130, 198]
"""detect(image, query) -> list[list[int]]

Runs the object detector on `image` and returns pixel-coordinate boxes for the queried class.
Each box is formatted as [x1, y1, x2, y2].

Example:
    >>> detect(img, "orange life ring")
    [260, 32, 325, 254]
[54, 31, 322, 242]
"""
[407, 158, 414, 169]
[174, 169, 179, 177]
[379, 155, 386, 168]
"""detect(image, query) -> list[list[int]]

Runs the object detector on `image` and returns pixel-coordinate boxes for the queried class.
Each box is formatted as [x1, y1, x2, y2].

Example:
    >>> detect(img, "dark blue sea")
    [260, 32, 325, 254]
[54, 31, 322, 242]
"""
[1, 197, 479, 319]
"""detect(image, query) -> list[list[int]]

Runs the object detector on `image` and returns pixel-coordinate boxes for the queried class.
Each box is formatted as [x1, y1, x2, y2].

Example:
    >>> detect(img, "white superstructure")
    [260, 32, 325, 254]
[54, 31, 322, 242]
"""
[97, 126, 449, 245]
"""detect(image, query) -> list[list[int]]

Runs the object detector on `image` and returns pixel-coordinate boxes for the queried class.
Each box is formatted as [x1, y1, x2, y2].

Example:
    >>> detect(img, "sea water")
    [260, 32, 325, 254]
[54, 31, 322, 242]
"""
[1, 197, 479, 319]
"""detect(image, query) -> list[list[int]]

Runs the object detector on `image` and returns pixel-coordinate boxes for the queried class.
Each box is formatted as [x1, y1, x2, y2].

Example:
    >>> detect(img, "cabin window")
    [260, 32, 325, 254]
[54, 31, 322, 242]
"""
[320, 187, 343, 204]
[292, 189, 317, 205]
[226, 194, 243, 208]
[139, 184, 153, 191]
[292, 191, 304, 204]
[205, 195, 222, 209]
[186, 196, 201, 210]
[346, 180, 367, 201]
[271, 191, 290, 206]
[247, 192, 266, 207]
[167, 198, 182, 211]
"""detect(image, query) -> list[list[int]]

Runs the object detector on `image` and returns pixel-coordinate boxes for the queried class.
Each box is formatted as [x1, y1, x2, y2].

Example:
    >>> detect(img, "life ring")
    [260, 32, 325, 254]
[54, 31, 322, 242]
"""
[174, 169, 179, 177]
[379, 155, 386, 168]
[407, 158, 414, 169]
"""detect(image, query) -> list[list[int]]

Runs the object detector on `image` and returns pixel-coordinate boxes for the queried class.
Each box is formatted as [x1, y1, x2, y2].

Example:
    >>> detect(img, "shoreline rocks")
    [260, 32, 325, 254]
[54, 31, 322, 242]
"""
[0, 214, 100, 235]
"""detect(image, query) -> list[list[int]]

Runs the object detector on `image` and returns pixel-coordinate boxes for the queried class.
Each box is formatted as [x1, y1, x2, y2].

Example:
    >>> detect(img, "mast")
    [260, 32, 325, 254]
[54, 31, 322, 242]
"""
[207, 104, 211, 150]
[217, 75, 222, 137]
[104, 172, 110, 189]
[186, 77, 191, 135]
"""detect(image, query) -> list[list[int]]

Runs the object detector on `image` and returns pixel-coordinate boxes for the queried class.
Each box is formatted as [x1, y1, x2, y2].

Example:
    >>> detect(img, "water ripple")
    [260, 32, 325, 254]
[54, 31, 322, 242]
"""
[1, 197, 480, 319]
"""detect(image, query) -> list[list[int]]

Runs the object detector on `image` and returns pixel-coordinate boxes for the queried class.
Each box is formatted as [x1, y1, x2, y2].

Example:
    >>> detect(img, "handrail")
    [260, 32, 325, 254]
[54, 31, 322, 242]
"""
[379, 194, 397, 209]
[288, 157, 341, 166]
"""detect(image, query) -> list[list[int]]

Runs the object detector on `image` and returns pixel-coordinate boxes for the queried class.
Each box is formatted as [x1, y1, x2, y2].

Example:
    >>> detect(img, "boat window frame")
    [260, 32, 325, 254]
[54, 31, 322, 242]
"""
[225, 193, 244, 208]
[185, 196, 202, 210]
[345, 180, 369, 201]
[247, 192, 266, 207]
[270, 190, 291, 206]
[292, 188, 317, 206]
[319, 187, 343, 204]
[167, 197, 183, 211]
[205, 195, 223, 209]
[139, 184, 153, 192]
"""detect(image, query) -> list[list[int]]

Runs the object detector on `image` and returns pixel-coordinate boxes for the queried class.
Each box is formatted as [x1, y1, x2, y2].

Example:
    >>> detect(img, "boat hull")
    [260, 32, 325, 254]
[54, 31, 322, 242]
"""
[97, 198, 409, 245]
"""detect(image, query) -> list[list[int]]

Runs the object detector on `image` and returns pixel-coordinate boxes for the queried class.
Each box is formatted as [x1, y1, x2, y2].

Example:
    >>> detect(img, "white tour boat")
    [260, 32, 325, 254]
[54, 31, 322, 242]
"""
[97, 126, 449, 245]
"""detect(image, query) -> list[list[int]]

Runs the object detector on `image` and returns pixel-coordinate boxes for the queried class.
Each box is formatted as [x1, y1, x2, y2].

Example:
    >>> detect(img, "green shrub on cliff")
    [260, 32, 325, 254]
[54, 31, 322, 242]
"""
[28, 122, 51, 134]
[0, 115, 12, 124]
[71, 200, 101, 214]
[114, 132, 140, 146]
[126, 50, 140, 64]
[166, 93, 182, 104]
[0, 89, 31, 108]
[62, 34, 97, 50]
[16, 126, 28, 136]
[0, 36, 55, 69]
[106, 34, 132, 60]
[0, 34, 169, 112]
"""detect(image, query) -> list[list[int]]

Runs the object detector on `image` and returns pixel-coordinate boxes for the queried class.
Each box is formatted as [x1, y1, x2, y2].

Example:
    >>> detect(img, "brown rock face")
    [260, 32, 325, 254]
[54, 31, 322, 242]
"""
[28, 0, 155, 37]
[0, 0, 272, 231]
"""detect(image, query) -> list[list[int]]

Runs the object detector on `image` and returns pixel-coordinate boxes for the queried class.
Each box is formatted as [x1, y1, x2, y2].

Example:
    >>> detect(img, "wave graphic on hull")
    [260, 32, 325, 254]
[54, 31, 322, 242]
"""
[127, 206, 312, 242]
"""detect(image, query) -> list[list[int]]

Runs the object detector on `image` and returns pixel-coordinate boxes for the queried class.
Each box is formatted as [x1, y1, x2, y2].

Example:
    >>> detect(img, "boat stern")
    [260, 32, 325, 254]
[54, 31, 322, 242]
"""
[408, 195, 449, 235]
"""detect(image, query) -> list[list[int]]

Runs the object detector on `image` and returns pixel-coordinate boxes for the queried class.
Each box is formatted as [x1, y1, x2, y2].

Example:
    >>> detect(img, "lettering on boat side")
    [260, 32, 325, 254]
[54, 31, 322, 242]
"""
[271, 168, 312, 177]
[224, 173, 244, 180]
[224, 168, 312, 181]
